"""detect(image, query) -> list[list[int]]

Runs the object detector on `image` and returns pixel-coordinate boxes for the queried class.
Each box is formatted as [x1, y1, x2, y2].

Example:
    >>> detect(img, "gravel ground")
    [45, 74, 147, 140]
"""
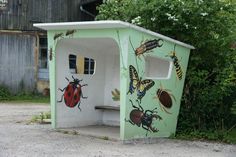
[0, 103, 235, 157]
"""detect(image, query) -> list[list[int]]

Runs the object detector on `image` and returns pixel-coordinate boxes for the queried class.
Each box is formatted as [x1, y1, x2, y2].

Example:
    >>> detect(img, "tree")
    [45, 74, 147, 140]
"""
[96, 0, 236, 132]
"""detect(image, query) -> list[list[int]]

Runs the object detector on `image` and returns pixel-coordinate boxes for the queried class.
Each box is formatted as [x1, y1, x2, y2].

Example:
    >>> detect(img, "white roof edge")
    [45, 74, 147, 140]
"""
[33, 20, 195, 49]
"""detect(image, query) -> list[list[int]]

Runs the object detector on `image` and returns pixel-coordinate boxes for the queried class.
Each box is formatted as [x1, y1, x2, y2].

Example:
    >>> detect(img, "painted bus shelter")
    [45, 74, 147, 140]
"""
[34, 21, 194, 140]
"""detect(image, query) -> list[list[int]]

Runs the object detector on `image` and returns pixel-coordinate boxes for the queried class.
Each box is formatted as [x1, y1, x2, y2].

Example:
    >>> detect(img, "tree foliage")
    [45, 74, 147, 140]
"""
[97, 0, 236, 132]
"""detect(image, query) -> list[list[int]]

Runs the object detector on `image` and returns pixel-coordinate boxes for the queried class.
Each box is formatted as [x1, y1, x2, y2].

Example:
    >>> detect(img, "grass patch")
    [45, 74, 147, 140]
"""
[0, 85, 50, 103]
[9, 93, 50, 103]
[0, 92, 50, 104]
[30, 111, 51, 124]
[225, 128, 236, 144]
[174, 128, 236, 144]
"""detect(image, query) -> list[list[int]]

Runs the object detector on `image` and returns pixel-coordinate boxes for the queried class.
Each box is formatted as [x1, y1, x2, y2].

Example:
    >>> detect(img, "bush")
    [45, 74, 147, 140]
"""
[0, 85, 11, 100]
[96, 0, 236, 133]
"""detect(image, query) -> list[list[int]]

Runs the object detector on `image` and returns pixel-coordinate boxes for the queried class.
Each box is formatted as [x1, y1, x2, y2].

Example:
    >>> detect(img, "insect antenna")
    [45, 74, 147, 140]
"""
[129, 37, 140, 74]
[174, 44, 177, 52]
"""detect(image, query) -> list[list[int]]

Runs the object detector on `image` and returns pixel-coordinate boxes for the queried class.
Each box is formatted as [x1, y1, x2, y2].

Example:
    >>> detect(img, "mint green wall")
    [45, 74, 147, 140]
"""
[46, 27, 190, 140]
[123, 29, 190, 140]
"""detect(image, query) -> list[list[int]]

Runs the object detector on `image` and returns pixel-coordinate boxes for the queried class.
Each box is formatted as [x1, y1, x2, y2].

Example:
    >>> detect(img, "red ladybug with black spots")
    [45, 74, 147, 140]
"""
[58, 76, 88, 111]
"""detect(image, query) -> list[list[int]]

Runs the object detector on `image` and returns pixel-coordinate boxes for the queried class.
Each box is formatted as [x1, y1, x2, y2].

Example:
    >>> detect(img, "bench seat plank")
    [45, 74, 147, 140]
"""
[95, 105, 120, 111]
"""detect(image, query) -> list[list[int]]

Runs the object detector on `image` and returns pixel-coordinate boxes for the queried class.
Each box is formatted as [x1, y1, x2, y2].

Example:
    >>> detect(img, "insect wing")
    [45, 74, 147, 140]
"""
[64, 84, 76, 107]
[128, 65, 139, 93]
[139, 79, 155, 92]
[71, 87, 81, 107]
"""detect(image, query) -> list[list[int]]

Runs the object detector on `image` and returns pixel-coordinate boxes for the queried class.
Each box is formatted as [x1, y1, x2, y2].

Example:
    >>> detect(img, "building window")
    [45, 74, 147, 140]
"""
[69, 54, 95, 75]
[84, 57, 95, 74]
[38, 36, 49, 80]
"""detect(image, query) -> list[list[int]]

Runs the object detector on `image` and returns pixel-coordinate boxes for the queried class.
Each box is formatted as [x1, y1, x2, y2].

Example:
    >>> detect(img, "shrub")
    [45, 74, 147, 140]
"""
[0, 85, 11, 101]
[96, 0, 236, 132]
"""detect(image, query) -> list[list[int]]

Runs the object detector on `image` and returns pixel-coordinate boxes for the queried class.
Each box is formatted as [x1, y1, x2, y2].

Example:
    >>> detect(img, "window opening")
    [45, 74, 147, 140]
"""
[39, 37, 48, 69]
[145, 56, 172, 79]
[38, 36, 49, 80]
[69, 54, 95, 75]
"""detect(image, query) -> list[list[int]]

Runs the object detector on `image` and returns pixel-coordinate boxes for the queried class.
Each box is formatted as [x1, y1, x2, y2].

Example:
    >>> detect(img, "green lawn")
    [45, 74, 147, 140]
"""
[0, 93, 50, 104]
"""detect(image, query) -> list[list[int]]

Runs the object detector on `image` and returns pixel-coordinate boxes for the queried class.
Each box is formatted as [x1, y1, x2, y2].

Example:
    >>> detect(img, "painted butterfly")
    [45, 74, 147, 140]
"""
[127, 65, 155, 102]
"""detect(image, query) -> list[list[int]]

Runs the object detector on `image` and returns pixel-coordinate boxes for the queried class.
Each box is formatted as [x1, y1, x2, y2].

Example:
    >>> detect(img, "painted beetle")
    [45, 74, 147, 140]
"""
[125, 99, 162, 136]
[65, 30, 76, 37]
[57, 76, 88, 111]
[154, 84, 176, 114]
[49, 47, 53, 61]
[54, 32, 64, 40]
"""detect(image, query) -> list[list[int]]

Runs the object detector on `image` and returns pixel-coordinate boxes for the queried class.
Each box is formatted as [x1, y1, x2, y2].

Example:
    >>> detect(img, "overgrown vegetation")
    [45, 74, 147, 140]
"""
[0, 86, 50, 103]
[97, 0, 236, 143]
[30, 111, 51, 124]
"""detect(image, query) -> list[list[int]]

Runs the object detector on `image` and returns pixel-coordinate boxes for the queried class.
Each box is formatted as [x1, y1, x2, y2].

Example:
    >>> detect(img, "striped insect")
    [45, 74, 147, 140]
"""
[127, 65, 155, 102]
[130, 38, 163, 58]
[166, 46, 183, 80]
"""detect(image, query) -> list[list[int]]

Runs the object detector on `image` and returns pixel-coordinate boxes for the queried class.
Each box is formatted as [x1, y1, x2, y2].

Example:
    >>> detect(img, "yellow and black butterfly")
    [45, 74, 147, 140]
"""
[127, 65, 155, 102]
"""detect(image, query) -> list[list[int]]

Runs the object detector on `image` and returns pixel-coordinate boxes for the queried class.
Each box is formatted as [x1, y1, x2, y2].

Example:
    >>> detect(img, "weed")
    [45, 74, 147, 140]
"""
[100, 136, 109, 140]
[30, 111, 51, 124]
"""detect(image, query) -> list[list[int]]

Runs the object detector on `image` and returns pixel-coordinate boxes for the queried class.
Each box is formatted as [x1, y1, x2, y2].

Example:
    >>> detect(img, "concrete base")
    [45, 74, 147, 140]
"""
[60, 125, 120, 141]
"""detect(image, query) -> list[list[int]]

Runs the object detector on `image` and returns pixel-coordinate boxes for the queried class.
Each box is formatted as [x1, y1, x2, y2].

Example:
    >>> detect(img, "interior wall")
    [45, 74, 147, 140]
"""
[55, 38, 120, 128]
[103, 53, 120, 107]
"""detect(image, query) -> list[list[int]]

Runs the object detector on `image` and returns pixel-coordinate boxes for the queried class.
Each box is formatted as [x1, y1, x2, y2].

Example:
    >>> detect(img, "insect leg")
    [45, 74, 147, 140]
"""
[142, 124, 150, 132]
[145, 108, 157, 114]
[136, 99, 144, 112]
[57, 94, 64, 103]
[81, 91, 88, 99]
[65, 77, 70, 82]
[77, 102, 82, 111]
[129, 99, 139, 110]
[125, 118, 135, 125]
[58, 87, 66, 92]
[81, 84, 88, 87]
[169, 92, 176, 102]
[162, 107, 172, 114]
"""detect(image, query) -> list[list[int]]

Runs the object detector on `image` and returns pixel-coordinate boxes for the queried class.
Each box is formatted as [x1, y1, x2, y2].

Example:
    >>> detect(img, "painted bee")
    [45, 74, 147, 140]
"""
[127, 65, 155, 102]
[166, 50, 183, 80]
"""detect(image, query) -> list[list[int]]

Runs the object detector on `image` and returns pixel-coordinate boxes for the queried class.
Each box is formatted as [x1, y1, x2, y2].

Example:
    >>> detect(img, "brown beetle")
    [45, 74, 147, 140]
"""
[154, 84, 176, 114]
[125, 99, 162, 136]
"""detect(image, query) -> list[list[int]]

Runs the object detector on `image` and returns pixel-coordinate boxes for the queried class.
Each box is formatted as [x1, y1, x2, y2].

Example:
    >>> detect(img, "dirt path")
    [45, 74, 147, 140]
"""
[0, 103, 235, 157]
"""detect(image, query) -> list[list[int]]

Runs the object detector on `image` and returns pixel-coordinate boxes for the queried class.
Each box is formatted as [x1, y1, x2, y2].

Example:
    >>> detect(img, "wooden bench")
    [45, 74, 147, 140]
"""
[94, 105, 120, 111]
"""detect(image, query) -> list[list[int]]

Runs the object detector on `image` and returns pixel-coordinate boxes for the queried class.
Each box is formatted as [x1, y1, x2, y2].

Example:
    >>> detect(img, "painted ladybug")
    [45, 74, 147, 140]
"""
[58, 76, 88, 111]
[125, 99, 162, 136]
[154, 84, 176, 114]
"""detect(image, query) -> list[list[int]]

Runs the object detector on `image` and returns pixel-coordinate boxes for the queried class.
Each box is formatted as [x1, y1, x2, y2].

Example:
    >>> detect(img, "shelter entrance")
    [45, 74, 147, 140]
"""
[55, 37, 121, 139]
